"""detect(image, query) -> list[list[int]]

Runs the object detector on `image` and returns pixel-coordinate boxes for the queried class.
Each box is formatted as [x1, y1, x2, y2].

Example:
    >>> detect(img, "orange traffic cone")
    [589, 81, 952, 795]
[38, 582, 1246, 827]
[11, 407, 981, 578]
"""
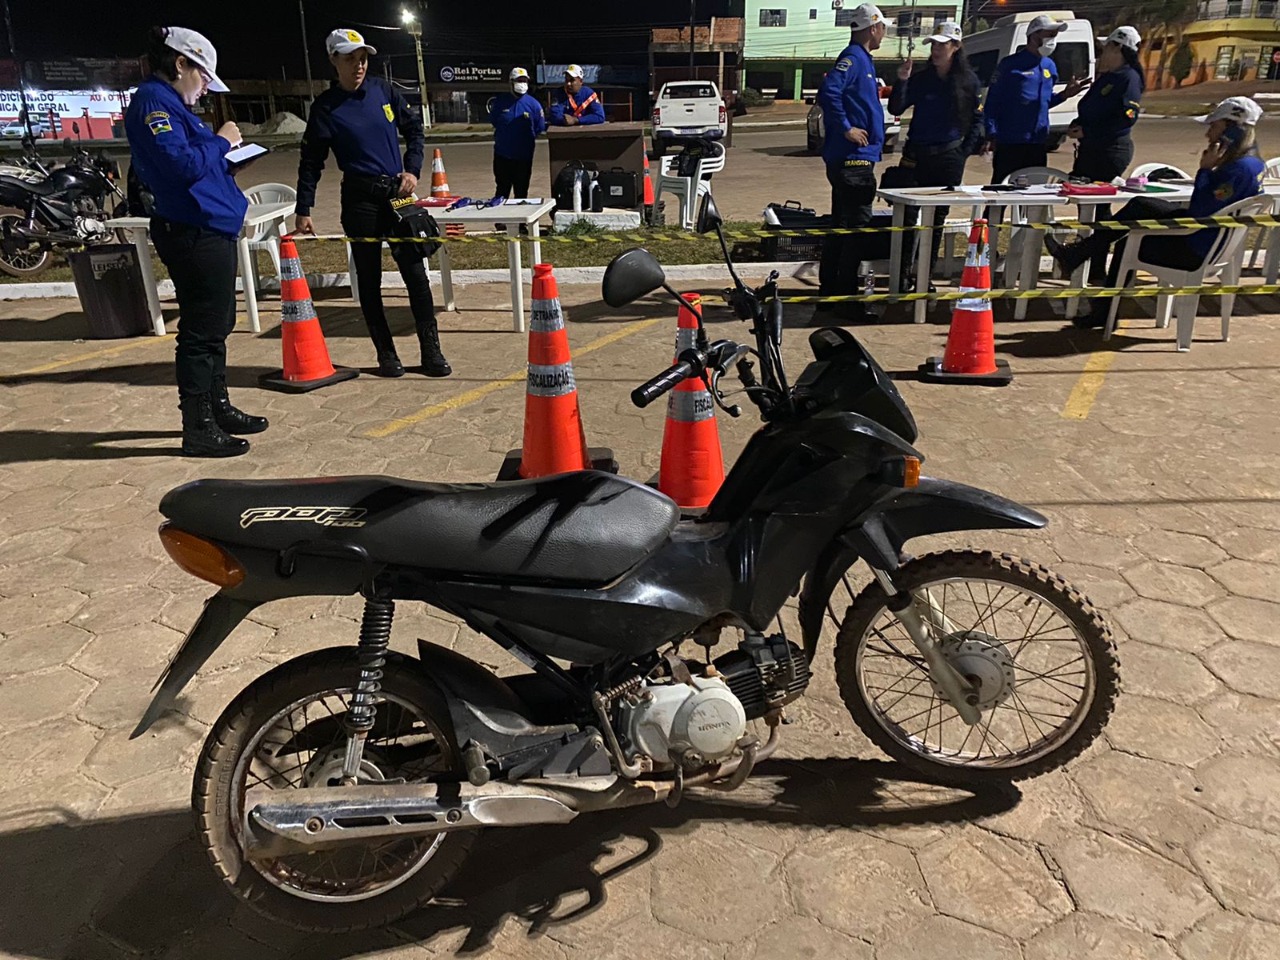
[259, 238, 359, 393]
[919, 220, 1011, 386]
[658, 293, 725, 510]
[497, 264, 617, 480]
[642, 140, 655, 207]
[430, 148, 452, 199]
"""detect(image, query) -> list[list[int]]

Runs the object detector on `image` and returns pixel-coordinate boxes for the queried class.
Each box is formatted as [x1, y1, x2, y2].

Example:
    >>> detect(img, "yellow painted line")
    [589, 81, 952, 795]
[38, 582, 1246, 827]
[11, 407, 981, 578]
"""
[1061, 350, 1117, 421]
[13, 333, 175, 377]
[365, 316, 665, 439]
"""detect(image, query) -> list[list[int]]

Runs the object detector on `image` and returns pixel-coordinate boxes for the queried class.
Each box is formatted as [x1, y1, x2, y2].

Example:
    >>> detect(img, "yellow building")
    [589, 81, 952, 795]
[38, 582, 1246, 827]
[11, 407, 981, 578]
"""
[1178, 1, 1280, 84]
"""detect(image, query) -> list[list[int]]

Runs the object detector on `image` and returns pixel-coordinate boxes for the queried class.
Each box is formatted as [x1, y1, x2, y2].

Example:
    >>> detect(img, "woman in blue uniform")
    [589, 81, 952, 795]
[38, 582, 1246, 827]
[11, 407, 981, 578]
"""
[125, 26, 266, 458]
[888, 21, 984, 291]
[1067, 26, 1145, 184]
[294, 29, 448, 379]
[1047, 97, 1266, 328]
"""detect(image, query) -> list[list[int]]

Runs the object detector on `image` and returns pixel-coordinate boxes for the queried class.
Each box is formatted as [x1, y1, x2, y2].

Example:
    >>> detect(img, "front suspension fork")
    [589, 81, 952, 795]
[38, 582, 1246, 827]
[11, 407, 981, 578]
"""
[871, 568, 981, 725]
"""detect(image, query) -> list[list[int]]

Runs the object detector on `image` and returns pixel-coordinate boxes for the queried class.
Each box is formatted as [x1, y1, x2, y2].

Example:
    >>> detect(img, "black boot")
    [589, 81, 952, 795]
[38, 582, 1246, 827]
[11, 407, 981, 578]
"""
[1045, 234, 1102, 278]
[376, 352, 405, 378]
[181, 394, 250, 458]
[417, 317, 452, 377]
[211, 376, 268, 435]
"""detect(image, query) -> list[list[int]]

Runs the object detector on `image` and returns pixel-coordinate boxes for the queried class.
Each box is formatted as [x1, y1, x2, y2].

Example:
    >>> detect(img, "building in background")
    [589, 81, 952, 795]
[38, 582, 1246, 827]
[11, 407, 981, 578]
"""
[0, 58, 141, 139]
[649, 18, 745, 98]
[741, 0, 963, 99]
[1175, 0, 1280, 84]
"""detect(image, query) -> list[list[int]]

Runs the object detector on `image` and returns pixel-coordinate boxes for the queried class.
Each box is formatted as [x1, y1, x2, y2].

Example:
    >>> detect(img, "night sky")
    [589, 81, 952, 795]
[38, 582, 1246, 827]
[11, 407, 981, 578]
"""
[4, 0, 743, 81]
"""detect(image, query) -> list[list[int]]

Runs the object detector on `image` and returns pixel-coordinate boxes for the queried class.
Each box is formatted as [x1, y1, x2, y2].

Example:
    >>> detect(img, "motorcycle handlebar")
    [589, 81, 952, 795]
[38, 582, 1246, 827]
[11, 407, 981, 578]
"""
[631, 359, 696, 408]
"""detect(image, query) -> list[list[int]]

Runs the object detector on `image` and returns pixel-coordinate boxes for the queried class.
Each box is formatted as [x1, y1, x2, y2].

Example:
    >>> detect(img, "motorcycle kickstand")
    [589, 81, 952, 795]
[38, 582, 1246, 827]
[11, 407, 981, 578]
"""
[870, 567, 982, 726]
[341, 595, 394, 783]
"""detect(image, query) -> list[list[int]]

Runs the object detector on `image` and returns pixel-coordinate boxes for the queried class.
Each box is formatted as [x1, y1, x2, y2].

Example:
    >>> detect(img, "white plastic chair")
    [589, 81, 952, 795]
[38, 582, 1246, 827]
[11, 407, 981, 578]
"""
[1103, 193, 1272, 351]
[1245, 156, 1280, 278]
[657, 141, 726, 230]
[1129, 162, 1192, 180]
[243, 182, 297, 282]
[1000, 166, 1070, 319]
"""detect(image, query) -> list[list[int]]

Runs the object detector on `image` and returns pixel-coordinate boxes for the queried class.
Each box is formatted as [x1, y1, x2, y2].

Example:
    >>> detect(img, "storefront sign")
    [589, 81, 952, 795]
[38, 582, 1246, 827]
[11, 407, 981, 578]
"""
[434, 64, 505, 84]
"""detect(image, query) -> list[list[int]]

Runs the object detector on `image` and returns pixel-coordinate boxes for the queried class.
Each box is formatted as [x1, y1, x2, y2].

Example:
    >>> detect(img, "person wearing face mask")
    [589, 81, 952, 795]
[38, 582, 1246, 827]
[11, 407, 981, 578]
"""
[548, 65, 605, 126]
[490, 67, 547, 198]
[1046, 97, 1265, 329]
[984, 14, 1091, 185]
[814, 2, 888, 323]
[125, 26, 266, 458]
[1067, 26, 1144, 183]
[888, 21, 985, 291]
[294, 29, 448, 379]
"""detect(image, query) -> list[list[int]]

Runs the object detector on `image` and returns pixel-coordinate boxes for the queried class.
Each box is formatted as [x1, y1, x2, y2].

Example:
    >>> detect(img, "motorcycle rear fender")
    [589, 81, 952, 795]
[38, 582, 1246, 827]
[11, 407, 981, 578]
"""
[131, 593, 259, 738]
[797, 477, 1047, 660]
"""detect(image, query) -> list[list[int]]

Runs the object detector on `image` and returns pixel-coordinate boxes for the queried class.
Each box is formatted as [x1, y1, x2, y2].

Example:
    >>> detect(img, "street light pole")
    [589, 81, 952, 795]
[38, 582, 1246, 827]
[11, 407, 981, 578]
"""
[298, 0, 314, 117]
[0, 0, 32, 138]
[402, 7, 432, 130]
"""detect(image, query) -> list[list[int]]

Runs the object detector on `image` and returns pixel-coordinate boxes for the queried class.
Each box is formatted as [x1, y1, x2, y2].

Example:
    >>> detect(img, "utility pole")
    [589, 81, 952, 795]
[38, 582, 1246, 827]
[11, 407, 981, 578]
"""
[298, 0, 314, 117]
[1, 0, 32, 138]
[402, 6, 432, 129]
[689, 0, 696, 73]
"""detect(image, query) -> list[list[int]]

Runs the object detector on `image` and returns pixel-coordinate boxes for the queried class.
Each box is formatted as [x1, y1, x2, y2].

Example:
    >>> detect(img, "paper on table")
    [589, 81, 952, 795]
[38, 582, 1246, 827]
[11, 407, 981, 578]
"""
[226, 142, 268, 166]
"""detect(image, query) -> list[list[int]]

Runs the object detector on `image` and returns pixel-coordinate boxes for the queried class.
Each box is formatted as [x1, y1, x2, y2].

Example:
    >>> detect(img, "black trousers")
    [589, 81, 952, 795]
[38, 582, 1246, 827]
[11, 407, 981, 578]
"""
[341, 183, 438, 360]
[493, 154, 533, 199]
[1084, 197, 1205, 314]
[992, 142, 1048, 185]
[899, 142, 967, 283]
[819, 162, 877, 296]
[150, 218, 237, 399]
[1071, 137, 1135, 280]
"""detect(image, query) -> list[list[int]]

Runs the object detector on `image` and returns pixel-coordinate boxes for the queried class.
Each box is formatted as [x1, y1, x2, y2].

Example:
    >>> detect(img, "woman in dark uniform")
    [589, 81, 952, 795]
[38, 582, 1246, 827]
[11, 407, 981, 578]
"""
[125, 26, 267, 457]
[294, 28, 449, 379]
[1067, 26, 1145, 183]
[887, 20, 984, 291]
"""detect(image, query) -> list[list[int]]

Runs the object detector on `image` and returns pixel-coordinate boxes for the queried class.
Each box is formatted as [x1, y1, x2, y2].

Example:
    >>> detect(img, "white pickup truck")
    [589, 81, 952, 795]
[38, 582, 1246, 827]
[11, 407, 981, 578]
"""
[651, 81, 727, 156]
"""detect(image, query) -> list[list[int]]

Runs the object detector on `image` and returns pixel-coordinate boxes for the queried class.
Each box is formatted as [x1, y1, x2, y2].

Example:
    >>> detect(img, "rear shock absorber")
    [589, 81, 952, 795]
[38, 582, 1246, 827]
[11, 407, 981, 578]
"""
[341, 596, 393, 782]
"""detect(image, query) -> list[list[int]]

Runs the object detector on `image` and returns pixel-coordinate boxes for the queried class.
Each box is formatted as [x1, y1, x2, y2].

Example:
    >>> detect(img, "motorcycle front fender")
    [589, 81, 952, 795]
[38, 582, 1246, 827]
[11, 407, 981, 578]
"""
[797, 477, 1047, 660]
[130, 593, 259, 738]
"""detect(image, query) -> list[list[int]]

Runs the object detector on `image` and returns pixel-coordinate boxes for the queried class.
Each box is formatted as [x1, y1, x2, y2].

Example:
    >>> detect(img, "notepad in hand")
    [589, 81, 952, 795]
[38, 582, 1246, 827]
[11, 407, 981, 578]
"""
[226, 142, 269, 166]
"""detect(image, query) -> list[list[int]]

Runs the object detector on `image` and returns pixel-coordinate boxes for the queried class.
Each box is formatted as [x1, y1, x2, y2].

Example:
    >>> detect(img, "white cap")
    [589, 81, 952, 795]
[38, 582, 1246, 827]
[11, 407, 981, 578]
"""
[510, 67, 530, 81]
[847, 3, 886, 30]
[1026, 14, 1069, 38]
[162, 27, 228, 93]
[1195, 96, 1264, 127]
[564, 64, 585, 79]
[326, 28, 377, 57]
[925, 21, 963, 44]
[1100, 26, 1142, 51]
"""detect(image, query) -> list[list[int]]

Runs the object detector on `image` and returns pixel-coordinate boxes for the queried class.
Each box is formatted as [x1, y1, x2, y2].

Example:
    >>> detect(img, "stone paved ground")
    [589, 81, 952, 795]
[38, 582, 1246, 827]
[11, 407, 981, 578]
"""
[1, 280, 1279, 960]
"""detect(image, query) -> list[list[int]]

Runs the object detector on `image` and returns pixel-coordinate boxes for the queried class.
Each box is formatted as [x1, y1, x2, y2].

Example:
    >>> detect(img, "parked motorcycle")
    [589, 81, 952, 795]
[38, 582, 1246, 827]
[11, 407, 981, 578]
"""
[0, 135, 124, 277]
[137, 194, 1118, 931]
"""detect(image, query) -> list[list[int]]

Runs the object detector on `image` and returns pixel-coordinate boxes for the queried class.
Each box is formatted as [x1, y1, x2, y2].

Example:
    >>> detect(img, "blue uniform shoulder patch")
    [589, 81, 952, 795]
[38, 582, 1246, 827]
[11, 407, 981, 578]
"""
[147, 112, 172, 135]
[835, 57, 852, 72]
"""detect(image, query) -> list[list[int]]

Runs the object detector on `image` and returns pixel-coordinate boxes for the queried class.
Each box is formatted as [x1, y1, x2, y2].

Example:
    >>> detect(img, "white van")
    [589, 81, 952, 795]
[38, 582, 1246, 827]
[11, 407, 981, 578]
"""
[964, 10, 1096, 152]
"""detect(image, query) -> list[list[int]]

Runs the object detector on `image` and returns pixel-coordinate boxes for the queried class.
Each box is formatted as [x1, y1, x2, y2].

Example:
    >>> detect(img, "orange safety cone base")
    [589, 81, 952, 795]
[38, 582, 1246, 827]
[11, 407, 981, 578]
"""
[496, 446, 618, 481]
[259, 365, 359, 393]
[917, 355, 1012, 387]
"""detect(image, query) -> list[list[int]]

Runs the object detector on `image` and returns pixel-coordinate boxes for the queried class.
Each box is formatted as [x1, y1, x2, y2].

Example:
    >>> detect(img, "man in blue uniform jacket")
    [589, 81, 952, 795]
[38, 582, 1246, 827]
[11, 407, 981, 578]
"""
[549, 65, 606, 126]
[984, 13, 1090, 184]
[491, 67, 547, 198]
[815, 2, 886, 322]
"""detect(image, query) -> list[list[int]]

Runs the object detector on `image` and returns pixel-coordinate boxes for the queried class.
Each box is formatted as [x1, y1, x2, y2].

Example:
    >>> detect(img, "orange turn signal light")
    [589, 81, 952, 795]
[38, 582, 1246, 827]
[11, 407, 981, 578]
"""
[903, 456, 921, 488]
[159, 524, 245, 588]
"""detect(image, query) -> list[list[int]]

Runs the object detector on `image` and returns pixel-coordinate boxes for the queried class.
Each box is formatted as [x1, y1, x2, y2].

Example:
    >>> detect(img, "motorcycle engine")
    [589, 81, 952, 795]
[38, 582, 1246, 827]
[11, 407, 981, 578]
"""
[74, 216, 108, 241]
[621, 675, 748, 767]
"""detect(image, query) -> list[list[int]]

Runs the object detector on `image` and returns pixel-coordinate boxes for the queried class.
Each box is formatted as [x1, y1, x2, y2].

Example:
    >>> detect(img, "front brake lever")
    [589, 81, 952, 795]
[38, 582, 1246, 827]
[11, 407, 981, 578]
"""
[708, 369, 741, 418]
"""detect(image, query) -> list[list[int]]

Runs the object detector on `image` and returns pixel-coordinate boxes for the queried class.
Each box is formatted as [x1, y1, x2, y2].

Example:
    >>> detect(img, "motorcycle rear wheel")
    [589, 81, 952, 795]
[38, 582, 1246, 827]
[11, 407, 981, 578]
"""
[0, 214, 51, 277]
[193, 648, 477, 931]
[833, 550, 1118, 785]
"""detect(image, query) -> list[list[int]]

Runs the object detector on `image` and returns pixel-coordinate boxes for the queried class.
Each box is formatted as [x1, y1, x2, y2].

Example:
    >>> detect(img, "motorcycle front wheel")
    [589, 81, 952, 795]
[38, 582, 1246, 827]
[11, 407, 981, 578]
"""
[193, 648, 477, 932]
[0, 214, 51, 277]
[834, 550, 1119, 785]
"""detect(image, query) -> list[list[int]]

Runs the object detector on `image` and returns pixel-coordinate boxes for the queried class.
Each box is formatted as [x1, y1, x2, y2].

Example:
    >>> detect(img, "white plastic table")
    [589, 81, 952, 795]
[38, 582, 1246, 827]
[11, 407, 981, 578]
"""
[106, 200, 296, 336]
[432, 200, 555, 333]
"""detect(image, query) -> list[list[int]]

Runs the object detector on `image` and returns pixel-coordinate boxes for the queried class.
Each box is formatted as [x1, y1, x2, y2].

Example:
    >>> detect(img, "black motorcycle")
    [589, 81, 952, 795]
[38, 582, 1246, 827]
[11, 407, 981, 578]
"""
[137, 195, 1118, 931]
[0, 135, 124, 277]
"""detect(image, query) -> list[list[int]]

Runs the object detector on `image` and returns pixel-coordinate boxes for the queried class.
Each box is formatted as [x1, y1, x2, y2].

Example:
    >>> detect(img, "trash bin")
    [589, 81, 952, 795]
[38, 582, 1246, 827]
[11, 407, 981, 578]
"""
[68, 244, 153, 339]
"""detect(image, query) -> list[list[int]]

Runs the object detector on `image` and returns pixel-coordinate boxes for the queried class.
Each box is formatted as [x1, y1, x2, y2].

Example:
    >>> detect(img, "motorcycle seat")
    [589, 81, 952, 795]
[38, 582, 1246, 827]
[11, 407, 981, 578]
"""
[160, 470, 681, 585]
[0, 174, 56, 196]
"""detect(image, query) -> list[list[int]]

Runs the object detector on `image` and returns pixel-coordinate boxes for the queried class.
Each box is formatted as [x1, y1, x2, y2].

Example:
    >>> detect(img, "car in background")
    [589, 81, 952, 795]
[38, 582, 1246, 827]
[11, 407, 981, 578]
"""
[652, 80, 727, 156]
[805, 79, 900, 155]
[1, 119, 51, 138]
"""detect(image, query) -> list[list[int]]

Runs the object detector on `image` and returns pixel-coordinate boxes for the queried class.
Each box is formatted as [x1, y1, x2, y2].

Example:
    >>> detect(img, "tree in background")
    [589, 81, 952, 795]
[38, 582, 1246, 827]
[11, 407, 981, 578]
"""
[1119, 0, 1198, 88]
[1170, 41, 1194, 87]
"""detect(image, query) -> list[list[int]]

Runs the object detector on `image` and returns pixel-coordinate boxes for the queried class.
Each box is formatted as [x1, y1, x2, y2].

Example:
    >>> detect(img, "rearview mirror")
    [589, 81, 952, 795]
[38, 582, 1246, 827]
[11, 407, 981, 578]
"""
[602, 248, 666, 308]
[696, 194, 723, 235]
